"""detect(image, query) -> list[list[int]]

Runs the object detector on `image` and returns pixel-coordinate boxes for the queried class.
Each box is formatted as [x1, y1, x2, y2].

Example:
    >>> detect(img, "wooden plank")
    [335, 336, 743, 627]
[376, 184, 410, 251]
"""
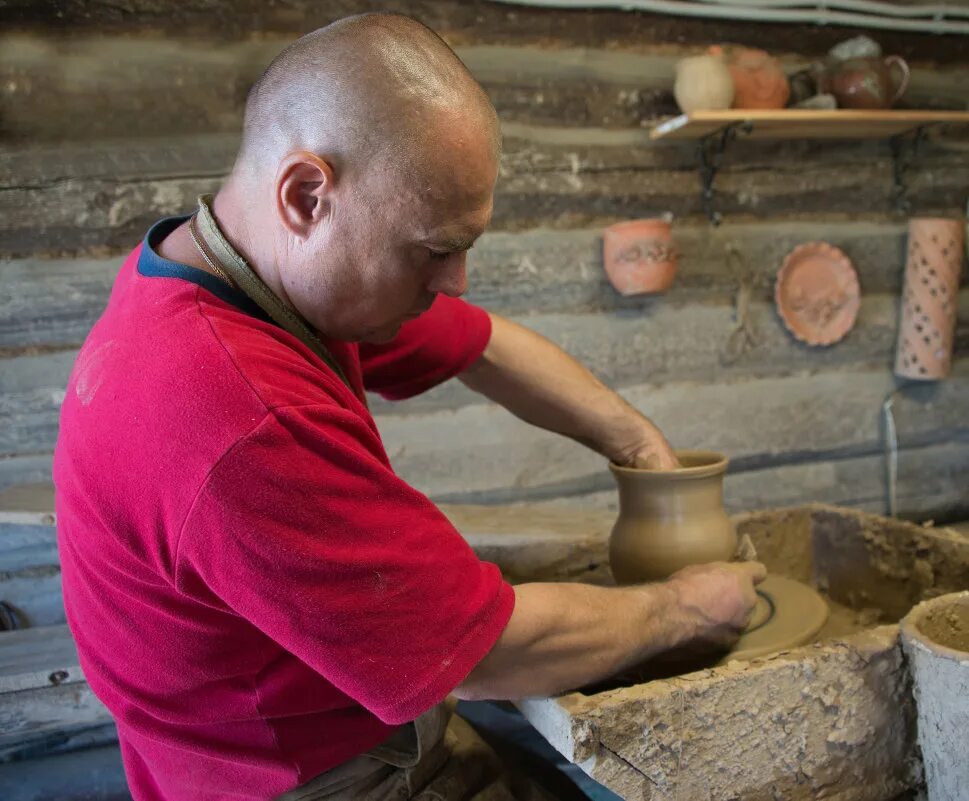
[0, 626, 80, 694]
[0, 257, 117, 350]
[2, 36, 967, 143]
[378, 365, 969, 503]
[0, 743, 129, 801]
[4, 291, 967, 454]
[3, 132, 968, 256]
[0, 455, 52, 495]
[401, 290, 969, 413]
[4, 0, 969, 64]
[5, 218, 964, 349]
[0, 351, 73, 456]
[0, 512, 62, 628]
[651, 110, 969, 141]
[0, 682, 112, 747]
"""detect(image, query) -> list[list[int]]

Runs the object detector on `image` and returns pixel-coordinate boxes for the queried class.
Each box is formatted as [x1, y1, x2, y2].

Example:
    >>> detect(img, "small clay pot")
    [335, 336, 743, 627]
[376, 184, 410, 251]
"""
[674, 46, 734, 113]
[727, 47, 790, 110]
[602, 218, 677, 296]
[895, 218, 964, 381]
[609, 451, 736, 585]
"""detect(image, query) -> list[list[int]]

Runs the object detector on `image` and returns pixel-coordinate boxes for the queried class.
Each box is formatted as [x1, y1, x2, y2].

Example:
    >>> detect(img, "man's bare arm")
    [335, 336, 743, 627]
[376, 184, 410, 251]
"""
[459, 313, 677, 469]
[454, 561, 766, 700]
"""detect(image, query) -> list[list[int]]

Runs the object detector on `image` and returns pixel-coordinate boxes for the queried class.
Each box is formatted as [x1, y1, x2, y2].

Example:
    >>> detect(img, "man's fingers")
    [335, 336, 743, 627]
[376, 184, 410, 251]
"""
[734, 561, 767, 584]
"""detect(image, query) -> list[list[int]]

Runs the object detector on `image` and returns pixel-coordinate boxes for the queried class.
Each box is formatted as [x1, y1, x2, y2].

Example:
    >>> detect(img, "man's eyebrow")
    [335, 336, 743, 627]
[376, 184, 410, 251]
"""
[425, 234, 479, 252]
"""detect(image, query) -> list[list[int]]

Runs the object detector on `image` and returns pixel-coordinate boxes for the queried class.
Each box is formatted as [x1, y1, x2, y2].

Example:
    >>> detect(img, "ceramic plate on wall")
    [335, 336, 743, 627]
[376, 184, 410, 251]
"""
[775, 242, 861, 346]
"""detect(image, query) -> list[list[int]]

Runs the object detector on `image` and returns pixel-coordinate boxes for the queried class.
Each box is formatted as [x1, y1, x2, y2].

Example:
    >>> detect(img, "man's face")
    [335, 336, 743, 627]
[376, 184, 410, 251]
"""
[284, 122, 498, 344]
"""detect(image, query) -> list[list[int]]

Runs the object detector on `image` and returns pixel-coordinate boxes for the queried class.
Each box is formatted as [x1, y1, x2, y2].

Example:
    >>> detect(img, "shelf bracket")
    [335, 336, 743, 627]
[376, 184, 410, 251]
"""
[696, 121, 752, 226]
[889, 125, 929, 214]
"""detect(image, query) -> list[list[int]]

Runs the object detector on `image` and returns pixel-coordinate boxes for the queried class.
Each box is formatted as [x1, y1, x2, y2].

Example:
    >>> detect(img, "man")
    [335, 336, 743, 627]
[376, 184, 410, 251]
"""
[54, 13, 765, 801]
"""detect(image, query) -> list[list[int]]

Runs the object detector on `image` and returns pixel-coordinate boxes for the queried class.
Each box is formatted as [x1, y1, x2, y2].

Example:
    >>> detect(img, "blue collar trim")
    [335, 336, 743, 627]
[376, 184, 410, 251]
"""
[137, 215, 270, 324]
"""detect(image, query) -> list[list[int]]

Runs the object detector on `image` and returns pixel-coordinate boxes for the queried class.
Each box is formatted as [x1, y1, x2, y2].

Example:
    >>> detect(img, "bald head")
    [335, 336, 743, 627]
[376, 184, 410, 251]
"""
[236, 13, 500, 181]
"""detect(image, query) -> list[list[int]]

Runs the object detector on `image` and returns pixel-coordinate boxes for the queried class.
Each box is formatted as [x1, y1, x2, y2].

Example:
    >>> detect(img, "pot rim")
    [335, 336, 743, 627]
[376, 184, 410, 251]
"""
[610, 449, 729, 480]
[900, 590, 969, 662]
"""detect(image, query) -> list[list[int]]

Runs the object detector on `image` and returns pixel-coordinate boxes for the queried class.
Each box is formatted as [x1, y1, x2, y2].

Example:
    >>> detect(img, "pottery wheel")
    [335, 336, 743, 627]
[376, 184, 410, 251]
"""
[715, 574, 829, 664]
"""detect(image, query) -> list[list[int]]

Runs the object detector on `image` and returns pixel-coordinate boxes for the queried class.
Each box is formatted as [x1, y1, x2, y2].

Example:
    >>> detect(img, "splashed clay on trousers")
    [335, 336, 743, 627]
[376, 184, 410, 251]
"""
[511, 505, 969, 801]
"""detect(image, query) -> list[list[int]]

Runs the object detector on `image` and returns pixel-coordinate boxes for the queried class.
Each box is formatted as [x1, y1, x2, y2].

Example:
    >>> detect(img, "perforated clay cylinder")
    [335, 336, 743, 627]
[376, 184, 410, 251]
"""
[895, 218, 964, 380]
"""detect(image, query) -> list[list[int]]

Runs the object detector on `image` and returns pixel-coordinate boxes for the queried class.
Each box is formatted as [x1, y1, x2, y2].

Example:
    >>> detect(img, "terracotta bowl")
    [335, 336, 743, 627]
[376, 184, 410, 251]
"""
[775, 242, 861, 346]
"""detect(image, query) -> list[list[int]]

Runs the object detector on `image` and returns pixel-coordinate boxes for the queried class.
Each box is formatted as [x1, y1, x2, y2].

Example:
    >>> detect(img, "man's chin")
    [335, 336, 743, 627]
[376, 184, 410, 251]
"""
[360, 321, 404, 345]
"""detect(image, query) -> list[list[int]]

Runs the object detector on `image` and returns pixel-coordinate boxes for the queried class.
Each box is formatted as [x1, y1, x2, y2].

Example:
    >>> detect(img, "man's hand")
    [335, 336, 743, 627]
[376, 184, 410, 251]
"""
[617, 436, 680, 470]
[454, 560, 767, 701]
[666, 561, 767, 650]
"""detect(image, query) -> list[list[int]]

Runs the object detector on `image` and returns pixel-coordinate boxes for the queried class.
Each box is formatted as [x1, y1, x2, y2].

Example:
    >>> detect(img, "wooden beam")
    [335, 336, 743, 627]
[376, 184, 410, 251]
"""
[1, 35, 967, 142]
[3, 131, 968, 257]
[3, 0, 968, 62]
[4, 295, 967, 456]
[378, 366, 969, 503]
[5, 218, 941, 349]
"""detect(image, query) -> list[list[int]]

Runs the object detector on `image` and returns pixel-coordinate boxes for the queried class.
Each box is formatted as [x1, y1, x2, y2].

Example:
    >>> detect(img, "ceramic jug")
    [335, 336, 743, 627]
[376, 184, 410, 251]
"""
[674, 46, 734, 114]
[825, 55, 910, 109]
[727, 47, 790, 109]
[609, 451, 737, 585]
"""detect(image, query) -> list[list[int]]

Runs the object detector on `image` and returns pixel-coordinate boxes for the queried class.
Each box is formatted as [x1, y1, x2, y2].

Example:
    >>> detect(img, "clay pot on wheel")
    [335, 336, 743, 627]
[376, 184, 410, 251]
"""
[609, 451, 736, 585]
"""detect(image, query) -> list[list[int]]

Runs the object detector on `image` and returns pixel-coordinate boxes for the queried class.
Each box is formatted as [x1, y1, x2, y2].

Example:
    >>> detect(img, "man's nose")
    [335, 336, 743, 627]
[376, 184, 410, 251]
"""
[429, 253, 468, 298]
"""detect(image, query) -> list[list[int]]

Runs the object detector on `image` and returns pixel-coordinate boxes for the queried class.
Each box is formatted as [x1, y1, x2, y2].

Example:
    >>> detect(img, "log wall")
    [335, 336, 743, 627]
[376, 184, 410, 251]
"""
[1, 0, 968, 521]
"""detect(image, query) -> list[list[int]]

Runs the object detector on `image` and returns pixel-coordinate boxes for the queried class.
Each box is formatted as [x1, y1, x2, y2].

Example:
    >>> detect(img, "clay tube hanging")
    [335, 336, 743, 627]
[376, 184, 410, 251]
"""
[895, 218, 964, 381]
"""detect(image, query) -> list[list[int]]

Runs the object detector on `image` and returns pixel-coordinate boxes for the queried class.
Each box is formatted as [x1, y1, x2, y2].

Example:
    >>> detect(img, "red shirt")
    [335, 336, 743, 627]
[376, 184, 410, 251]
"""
[53, 216, 515, 800]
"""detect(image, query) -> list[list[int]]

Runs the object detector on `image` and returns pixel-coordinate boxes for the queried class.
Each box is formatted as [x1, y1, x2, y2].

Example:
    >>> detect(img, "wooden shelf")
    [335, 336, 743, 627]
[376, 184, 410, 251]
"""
[650, 110, 969, 141]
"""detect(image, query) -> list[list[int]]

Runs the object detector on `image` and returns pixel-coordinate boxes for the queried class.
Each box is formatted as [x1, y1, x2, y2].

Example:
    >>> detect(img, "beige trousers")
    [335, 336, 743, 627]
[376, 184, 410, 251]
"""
[275, 703, 516, 801]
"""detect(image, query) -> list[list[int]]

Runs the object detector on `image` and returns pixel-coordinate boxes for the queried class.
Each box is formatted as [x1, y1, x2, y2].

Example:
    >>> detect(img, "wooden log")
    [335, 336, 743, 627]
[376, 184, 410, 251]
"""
[3, 129, 968, 257]
[1, 34, 966, 142]
[387, 290, 969, 414]
[4, 293, 967, 456]
[377, 365, 969, 503]
[4, 218, 966, 350]
[0, 743, 129, 801]
[0, 625, 112, 747]
[0, 350, 73, 457]
[4, 0, 969, 63]
[0, 512, 62, 628]
[0, 456, 52, 495]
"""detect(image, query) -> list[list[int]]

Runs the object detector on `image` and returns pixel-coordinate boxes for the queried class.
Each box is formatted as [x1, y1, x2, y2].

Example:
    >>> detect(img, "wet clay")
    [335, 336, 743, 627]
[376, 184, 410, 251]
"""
[910, 596, 969, 652]
[609, 451, 736, 583]
[609, 450, 829, 670]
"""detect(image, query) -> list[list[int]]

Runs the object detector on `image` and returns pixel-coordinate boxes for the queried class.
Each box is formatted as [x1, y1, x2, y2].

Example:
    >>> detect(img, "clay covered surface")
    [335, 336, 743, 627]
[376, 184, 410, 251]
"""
[516, 505, 969, 801]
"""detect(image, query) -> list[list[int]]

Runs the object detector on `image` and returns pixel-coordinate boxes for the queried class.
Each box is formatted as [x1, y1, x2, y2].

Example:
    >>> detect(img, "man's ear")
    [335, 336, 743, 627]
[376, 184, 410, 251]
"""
[275, 151, 336, 239]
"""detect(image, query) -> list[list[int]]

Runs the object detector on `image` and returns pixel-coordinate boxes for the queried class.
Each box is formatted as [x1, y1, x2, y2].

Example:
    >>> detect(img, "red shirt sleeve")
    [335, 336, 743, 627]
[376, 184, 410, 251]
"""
[174, 403, 514, 726]
[359, 295, 491, 401]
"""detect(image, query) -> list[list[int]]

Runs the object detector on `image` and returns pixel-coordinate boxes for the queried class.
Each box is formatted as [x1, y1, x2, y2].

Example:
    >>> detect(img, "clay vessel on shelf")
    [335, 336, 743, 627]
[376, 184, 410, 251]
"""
[609, 451, 736, 585]
[602, 218, 677, 296]
[823, 55, 910, 109]
[727, 47, 790, 109]
[895, 218, 965, 381]
[674, 46, 734, 113]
